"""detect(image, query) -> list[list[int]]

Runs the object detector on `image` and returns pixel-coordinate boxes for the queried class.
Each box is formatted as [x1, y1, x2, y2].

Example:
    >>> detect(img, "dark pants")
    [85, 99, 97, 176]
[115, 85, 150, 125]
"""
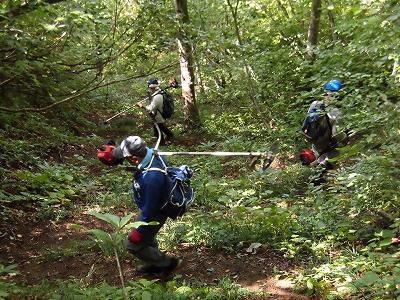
[153, 123, 173, 144]
[126, 215, 172, 268]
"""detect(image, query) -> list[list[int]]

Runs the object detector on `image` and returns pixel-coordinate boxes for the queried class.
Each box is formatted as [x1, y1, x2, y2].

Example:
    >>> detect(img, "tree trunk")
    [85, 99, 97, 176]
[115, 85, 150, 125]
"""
[194, 58, 205, 94]
[326, 1, 338, 42]
[391, 56, 399, 77]
[306, 0, 322, 62]
[174, 0, 201, 129]
[226, 0, 268, 125]
[276, 0, 290, 18]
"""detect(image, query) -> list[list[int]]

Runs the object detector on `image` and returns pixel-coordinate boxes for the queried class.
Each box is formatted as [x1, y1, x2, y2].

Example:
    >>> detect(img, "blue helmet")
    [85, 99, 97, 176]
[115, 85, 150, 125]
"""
[325, 79, 343, 92]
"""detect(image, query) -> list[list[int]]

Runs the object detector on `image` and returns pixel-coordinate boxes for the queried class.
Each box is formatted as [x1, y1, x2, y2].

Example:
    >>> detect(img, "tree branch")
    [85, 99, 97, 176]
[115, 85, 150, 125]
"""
[1, 0, 66, 22]
[0, 62, 178, 113]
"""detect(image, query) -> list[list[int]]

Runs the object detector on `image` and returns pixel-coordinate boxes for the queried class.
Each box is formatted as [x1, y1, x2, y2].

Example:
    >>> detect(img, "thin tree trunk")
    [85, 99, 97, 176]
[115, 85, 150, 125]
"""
[174, 0, 201, 129]
[391, 56, 399, 77]
[287, 0, 295, 14]
[326, 1, 338, 42]
[306, 0, 322, 62]
[276, 0, 290, 18]
[226, 0, 268, 126]
[194, 58, 205, 94]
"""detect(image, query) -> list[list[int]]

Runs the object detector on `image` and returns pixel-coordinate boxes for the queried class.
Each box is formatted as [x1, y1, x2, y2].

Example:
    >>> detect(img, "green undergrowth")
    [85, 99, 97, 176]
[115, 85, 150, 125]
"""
[1, 43, 399, 300]
[1, 277, 260, 300]
[2, 1, 399, 298]
[40, 239, 99, 263]
[2, 97, 399, 299]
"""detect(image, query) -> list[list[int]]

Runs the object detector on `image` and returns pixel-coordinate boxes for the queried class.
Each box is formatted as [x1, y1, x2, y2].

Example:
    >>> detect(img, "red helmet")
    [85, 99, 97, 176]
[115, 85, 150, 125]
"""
[300, 149, 316, 165]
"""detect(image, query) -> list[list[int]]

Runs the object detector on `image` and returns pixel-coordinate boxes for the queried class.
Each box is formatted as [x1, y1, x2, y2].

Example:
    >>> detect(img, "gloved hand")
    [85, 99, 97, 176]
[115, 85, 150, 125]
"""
[146, 110, 155, 118]
[128, 229, 143, 244]
[137, 100, 146, 108]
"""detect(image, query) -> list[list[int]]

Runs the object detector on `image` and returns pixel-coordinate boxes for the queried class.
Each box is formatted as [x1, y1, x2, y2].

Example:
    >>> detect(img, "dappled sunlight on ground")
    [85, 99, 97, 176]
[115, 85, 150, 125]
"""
[0, 210, 311, 299]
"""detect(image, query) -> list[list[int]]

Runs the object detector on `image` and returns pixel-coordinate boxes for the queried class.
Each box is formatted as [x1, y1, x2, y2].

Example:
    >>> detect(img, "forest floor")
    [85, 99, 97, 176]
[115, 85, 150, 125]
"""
[1, 121, 313, 299]
[1, 208, 311, 300]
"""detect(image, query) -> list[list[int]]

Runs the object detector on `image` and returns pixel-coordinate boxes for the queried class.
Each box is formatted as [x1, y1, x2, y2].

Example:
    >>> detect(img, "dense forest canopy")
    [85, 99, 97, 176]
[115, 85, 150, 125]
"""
[0, 0, 399, 299]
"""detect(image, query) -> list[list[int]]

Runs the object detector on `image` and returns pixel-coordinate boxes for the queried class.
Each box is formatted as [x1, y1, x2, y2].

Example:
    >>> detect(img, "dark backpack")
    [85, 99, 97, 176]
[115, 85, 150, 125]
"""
[160, 165, 194, 219]
[302, 108, 332, 144]
[142, 161, 194, 220]
[158, 91, 175, 119]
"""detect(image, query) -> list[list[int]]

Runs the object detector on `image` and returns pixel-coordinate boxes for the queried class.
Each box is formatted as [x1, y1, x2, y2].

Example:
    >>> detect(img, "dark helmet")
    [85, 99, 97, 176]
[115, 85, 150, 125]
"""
[113, 136, 147, 159]
[147, 79, 160, 88]
[325, 80, 343, 92]
[300, 149, 316, 166]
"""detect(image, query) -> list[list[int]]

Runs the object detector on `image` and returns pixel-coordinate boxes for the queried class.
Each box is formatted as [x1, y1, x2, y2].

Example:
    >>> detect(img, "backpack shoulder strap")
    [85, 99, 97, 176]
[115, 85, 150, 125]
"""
[143, 153, 168, 174]
[155, 91, 165, 116]
[145, 167, 167, 175]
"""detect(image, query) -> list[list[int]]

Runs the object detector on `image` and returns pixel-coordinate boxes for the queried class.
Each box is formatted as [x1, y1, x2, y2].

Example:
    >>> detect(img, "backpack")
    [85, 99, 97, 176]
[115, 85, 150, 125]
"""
[158, 90, 175, 119]
[302, 107, 332, 144]
[140, 157, 194, 219]
[160, 165, 194, 219]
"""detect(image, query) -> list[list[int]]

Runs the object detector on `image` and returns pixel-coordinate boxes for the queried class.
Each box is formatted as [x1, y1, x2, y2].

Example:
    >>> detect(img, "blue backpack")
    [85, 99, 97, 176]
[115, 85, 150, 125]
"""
[145, 159, 194, 219]
[161, 165, 194, 219]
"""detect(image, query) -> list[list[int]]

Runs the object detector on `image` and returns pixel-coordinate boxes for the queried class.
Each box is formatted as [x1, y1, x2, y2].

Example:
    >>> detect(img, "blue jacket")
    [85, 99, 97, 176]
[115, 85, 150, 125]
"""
[132, 152, 169, 230]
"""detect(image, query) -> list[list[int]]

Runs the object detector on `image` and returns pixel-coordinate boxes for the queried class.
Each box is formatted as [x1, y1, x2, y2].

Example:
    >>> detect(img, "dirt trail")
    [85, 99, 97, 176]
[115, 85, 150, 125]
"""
[0, 210, 311, 299]
[0, 134, 311, 299]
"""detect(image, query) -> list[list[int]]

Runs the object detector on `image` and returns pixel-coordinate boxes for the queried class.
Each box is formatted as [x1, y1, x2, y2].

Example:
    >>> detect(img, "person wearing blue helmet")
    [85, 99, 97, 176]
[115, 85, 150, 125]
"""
[300, 80, 350, 182]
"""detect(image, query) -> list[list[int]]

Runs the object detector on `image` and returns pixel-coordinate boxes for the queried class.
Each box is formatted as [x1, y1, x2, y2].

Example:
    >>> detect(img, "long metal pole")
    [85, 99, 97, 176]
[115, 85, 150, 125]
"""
[103, 107, 132, 124]
[104, 84, 178, 125]
[153, 123, 273, 158]
[157, 151, 270, 157]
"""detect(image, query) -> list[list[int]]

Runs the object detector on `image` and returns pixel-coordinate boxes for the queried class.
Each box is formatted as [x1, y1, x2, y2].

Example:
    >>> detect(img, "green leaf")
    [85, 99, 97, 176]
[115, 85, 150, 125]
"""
[358, 272, 380, 286]
[89, 229, 112, 243]
[306, 279, 314, 290]
[120, 213, 135, 228]
[175, 286, 192, 295]
[125, 221, 150, 229]
[0, 290, 9, 298]
[379, 238, 393, 247]
[142, 291, 152, 300]
[103, 213, 121, 227]
[90, 212, 120, 228]
[0, 264, 18, 275]
[43, 24, 58, 31]
[375, 229, 395, 239]
[138, 278, 152, 287]
[64, 174, 74, 181]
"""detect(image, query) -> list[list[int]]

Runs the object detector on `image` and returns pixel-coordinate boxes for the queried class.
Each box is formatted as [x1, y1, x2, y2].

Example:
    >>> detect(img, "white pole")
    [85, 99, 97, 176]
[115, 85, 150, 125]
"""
[157, 151, 270, 157]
